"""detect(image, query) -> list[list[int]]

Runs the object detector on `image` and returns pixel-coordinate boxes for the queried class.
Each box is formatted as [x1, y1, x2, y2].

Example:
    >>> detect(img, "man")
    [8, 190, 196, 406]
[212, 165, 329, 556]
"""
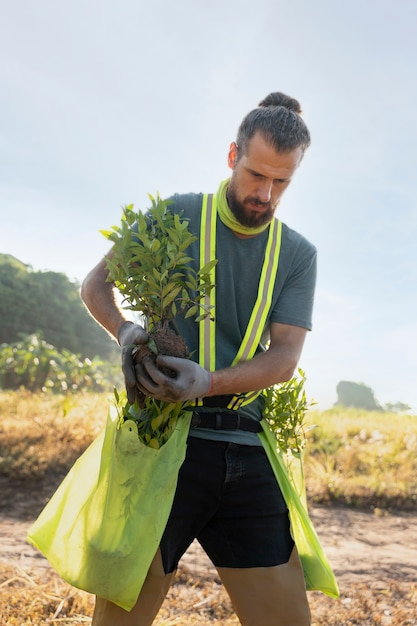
[81, 91, 315, 625]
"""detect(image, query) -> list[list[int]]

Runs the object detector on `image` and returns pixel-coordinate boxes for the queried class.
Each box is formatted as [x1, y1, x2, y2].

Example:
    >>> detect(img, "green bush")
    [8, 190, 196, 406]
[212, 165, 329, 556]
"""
[0, 333, 121, 393]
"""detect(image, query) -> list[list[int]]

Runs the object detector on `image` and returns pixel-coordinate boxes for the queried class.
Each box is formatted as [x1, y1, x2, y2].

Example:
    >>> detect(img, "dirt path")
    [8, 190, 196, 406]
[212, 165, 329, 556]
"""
[2, 505, 416, 589]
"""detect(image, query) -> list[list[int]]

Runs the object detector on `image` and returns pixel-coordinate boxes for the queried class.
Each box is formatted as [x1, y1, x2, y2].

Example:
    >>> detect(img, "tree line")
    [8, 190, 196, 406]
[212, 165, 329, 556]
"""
[0, 254, 121, 392]
[0, 253, 115, 360]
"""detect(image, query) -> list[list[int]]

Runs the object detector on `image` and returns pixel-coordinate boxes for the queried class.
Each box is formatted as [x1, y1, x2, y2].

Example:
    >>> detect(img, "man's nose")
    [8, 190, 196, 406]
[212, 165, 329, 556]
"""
[257, 180, 273, 203]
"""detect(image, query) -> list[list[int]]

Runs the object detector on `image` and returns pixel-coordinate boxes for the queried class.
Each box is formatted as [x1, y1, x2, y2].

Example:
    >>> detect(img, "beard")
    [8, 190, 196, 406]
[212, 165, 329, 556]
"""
[226, 180, 276, 228]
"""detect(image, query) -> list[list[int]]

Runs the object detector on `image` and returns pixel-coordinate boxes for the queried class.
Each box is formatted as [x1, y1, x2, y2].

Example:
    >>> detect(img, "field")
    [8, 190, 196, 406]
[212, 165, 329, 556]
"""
[1, 391, 416, 624]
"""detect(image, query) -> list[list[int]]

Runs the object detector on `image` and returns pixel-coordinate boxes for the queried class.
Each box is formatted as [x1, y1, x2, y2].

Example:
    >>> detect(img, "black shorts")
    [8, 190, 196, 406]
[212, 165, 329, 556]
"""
[160, 436, 294, 573]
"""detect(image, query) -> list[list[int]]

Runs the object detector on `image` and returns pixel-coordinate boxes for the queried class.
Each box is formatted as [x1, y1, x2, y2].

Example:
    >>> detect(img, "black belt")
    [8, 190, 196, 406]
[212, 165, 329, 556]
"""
[200, 394, 235, 408]
[190, 411, 262, 433]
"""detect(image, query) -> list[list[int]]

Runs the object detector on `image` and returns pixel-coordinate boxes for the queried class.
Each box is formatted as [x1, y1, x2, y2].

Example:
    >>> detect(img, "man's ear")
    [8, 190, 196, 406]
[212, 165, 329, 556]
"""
[227, 142, 238, 169]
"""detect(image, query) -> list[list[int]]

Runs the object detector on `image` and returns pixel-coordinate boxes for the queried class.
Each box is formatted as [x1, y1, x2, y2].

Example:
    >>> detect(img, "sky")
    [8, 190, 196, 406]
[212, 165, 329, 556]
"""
[1, 0, 416, 411]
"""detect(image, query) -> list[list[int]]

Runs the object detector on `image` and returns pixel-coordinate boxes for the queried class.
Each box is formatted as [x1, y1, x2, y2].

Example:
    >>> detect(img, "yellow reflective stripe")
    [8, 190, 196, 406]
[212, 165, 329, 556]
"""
[232, 219, 282, 366]
[227, 390, 261, 410]
[199, 194, 217, 371]
[198, 198, 282, 411]
[227, 218, 282, 409]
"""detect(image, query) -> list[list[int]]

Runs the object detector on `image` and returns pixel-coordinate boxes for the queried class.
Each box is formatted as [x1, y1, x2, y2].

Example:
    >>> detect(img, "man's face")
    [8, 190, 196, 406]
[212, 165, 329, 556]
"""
[226, 132, 304, 228]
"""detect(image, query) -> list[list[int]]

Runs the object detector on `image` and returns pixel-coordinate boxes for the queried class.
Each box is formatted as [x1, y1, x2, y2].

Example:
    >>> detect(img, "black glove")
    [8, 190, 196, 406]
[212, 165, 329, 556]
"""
[135, 354, 212, 403]
[118, 321, 149, 405]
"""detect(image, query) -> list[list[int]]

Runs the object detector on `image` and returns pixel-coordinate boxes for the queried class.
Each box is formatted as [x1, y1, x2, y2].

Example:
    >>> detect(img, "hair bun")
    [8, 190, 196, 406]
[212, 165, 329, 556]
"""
[258, 92, 302, 114]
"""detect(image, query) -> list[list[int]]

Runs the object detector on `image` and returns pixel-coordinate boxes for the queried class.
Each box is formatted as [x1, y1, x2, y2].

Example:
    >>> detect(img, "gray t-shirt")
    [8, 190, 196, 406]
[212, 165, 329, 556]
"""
[164, 191, 317, 445]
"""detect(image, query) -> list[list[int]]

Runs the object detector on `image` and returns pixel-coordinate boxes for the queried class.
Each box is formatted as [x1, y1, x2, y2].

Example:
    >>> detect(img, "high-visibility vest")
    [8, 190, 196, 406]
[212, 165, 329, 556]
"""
[195, 195, 340, 598]
[196, 193, 282, 409]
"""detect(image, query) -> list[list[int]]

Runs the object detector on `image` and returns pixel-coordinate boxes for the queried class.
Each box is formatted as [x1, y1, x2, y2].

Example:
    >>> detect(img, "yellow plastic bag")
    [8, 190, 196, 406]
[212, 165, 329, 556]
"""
[258, 419, 339, 598]
[28, 406, 191, 611]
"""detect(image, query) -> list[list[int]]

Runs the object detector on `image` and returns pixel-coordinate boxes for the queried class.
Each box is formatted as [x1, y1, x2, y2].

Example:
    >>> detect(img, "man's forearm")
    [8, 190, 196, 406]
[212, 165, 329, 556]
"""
[207, 323, 307, 397]
[208, 346, 298, 397]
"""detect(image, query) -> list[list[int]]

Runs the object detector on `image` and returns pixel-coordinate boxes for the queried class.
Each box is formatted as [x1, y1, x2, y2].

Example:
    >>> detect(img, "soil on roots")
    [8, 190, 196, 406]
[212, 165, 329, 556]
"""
[151, 326, 189, 361]
[135, 326, 189, 366]
[134, 326, 190, 403]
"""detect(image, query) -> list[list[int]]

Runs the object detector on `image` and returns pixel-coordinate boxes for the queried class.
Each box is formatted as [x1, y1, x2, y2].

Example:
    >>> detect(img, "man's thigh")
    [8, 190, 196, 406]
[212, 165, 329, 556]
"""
[160, 437, 294, 572]
[92, 549, 175, 626]
[217, 547, 311, 626]
[198, 441, 294, 568]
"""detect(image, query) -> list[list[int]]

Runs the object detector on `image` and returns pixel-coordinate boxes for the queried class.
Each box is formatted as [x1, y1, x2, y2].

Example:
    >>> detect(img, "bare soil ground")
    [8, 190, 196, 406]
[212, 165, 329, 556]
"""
[1, 505, 417, 587]
[1, 475, 417, 623]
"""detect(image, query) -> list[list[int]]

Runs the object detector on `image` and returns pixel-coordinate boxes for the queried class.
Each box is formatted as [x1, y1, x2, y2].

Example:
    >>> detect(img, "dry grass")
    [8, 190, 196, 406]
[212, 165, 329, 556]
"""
[0, 564, 94, 625]
[0, 390, 106, 480]
[309, 582, 417, 625]
[1, 563, 416, 625]
[0, 563, 240, 625]
[1, 392, 417, 624]
[304, 407, 417, 510]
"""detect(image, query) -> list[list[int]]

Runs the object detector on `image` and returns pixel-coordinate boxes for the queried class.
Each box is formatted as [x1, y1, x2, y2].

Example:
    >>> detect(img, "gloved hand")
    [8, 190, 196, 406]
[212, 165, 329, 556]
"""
[117, 321, 149, 405]
[135, 354, 212, 403]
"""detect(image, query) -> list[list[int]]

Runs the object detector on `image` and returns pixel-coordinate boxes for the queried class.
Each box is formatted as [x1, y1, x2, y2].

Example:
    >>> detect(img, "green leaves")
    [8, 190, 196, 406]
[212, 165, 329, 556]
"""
[0, 333, 119, 393]
[101, 194, 217, 331]
[263, 368, 316, 457]
[113, 388, 191, 449]
[103, 194, 218, 448]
